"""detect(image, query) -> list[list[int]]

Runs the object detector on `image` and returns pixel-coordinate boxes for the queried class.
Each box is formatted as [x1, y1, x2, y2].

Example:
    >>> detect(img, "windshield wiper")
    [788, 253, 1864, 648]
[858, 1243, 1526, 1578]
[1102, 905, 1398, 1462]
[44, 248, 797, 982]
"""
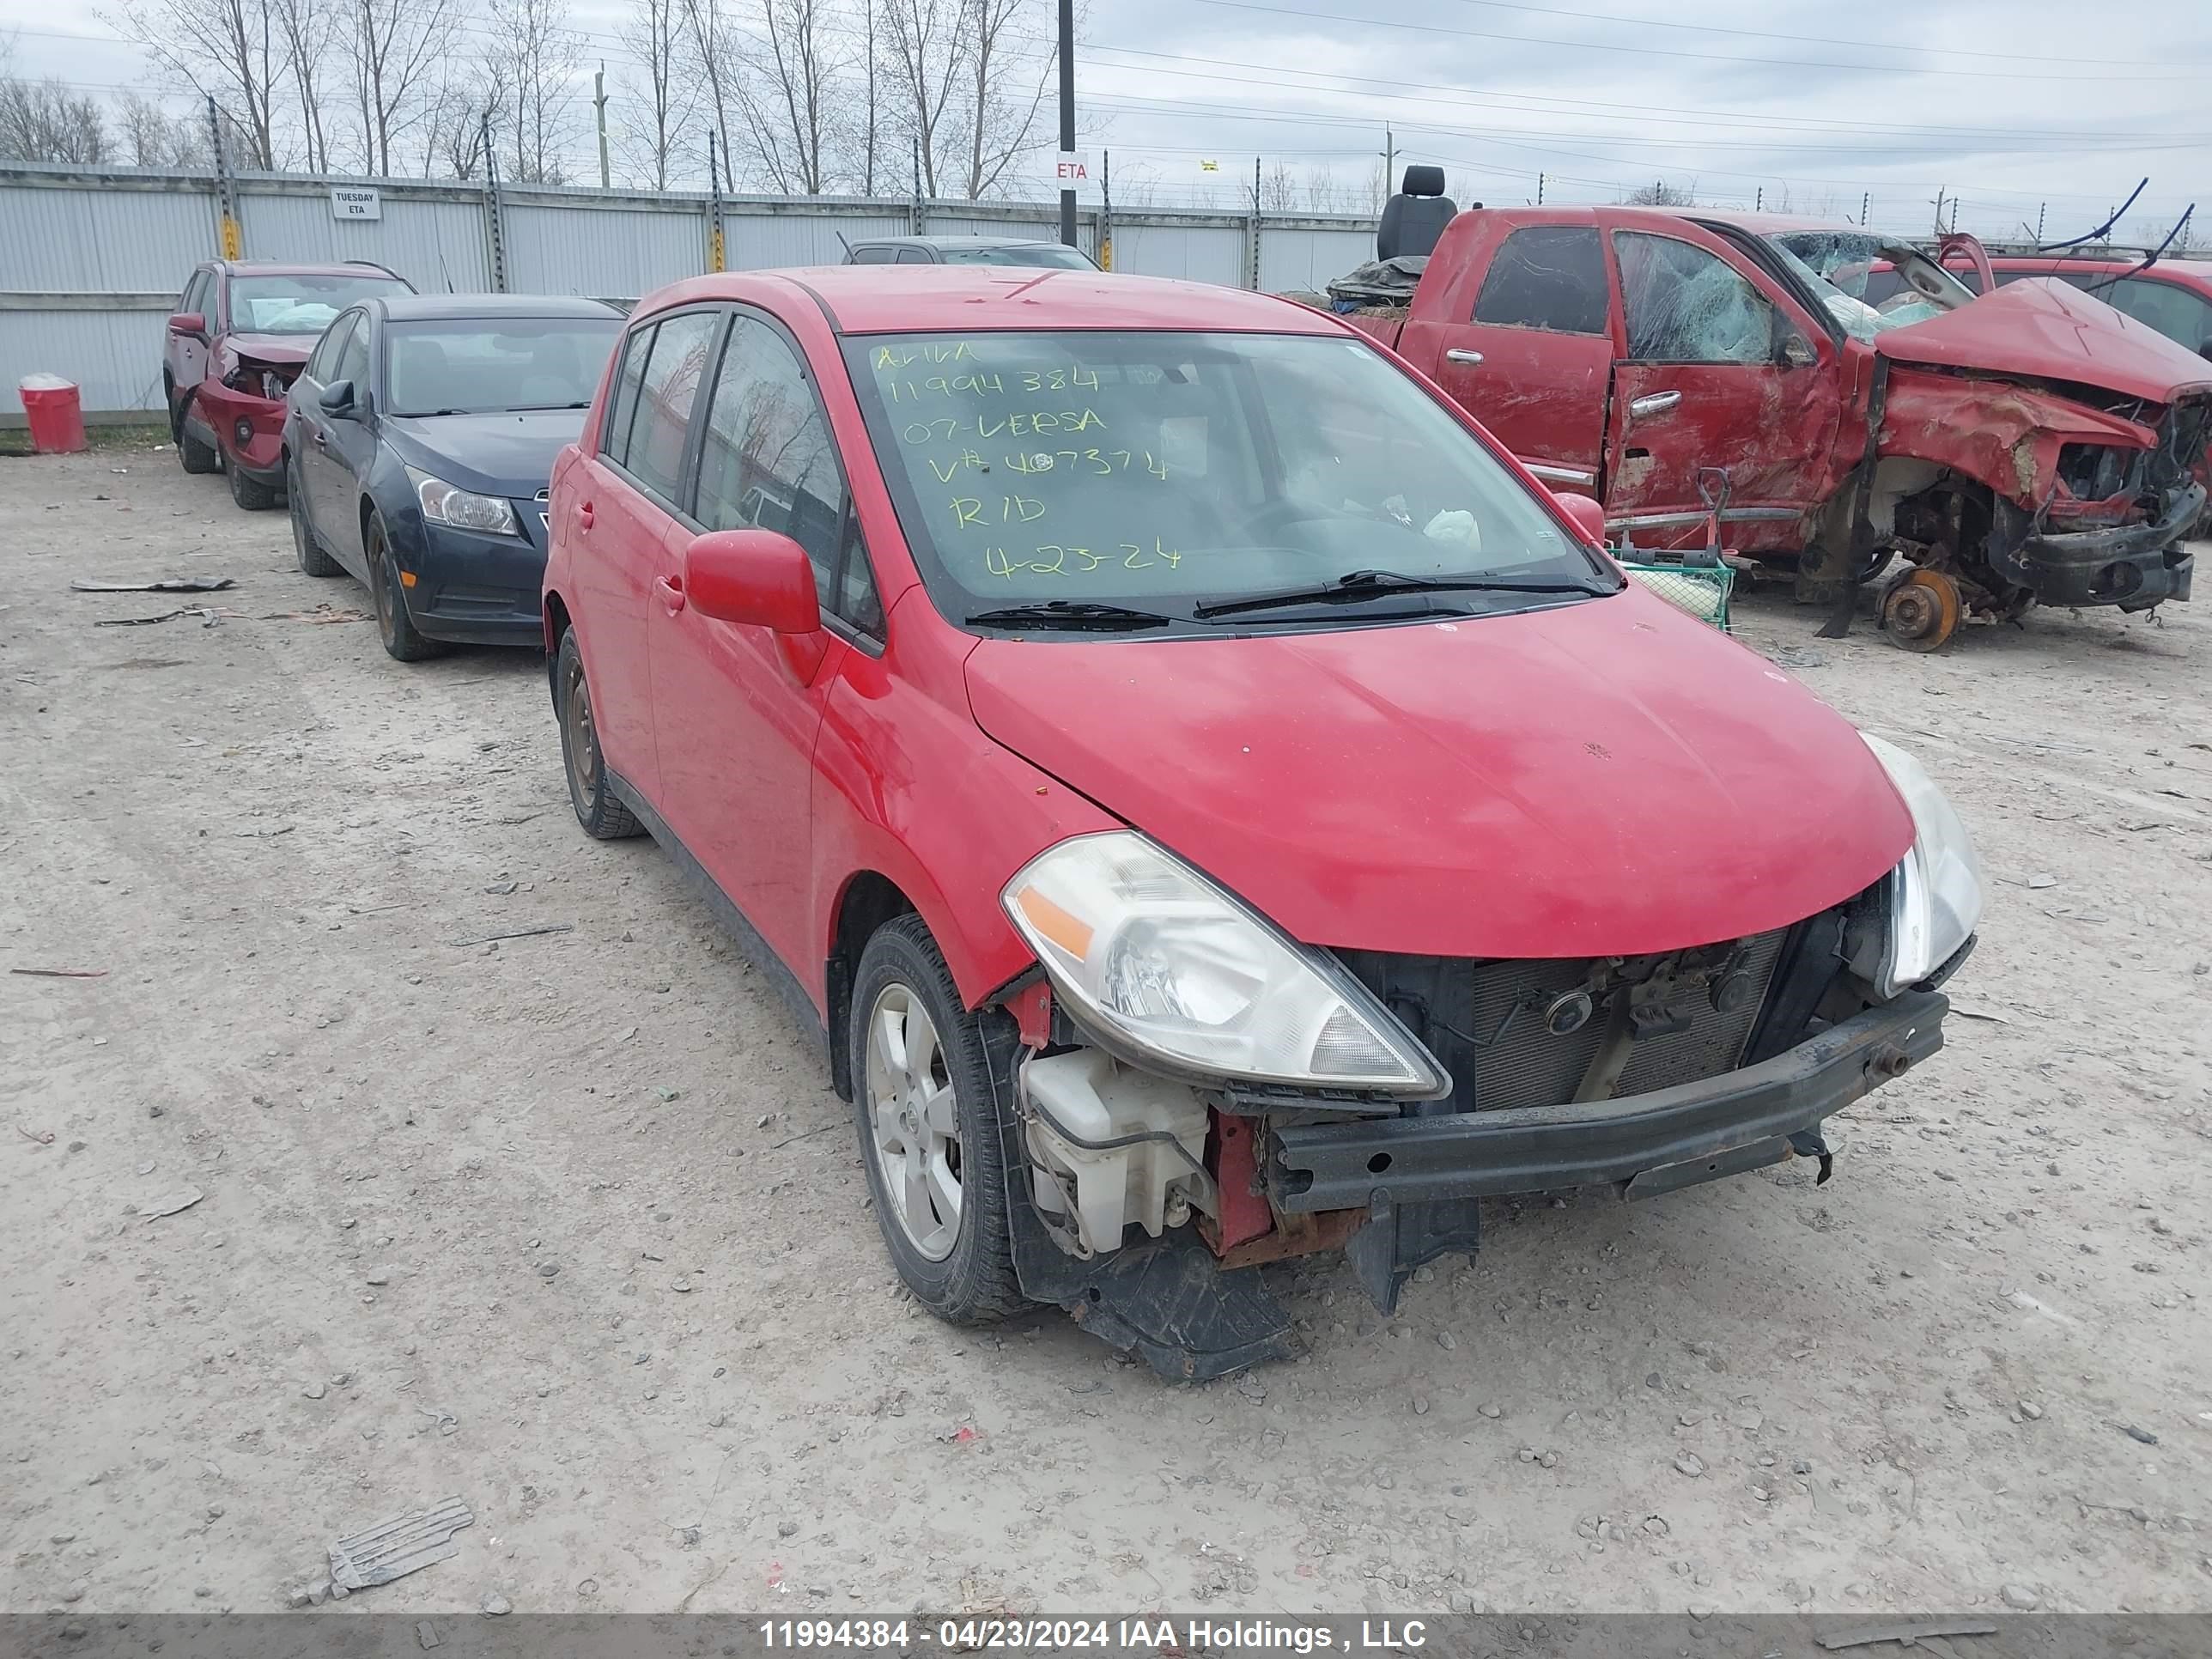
[964, 599, 1179, 631]
[1193, 568, 1612, 621]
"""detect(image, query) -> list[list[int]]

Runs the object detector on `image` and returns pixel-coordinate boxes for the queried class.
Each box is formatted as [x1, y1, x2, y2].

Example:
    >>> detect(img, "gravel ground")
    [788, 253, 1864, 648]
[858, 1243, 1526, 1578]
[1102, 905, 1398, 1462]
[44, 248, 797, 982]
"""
[3, 445, 2209, 1619]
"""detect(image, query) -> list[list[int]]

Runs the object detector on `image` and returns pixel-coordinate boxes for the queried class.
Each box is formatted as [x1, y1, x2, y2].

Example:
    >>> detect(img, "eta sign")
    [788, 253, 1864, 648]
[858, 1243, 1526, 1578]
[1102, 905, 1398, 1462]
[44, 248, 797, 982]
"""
[1049, 151, 1093, 192]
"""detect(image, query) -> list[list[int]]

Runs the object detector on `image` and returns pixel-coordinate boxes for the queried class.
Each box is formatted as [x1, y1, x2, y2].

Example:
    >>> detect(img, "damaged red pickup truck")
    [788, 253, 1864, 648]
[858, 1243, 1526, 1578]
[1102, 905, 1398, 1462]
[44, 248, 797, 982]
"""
[1344, 209, 2212, 648]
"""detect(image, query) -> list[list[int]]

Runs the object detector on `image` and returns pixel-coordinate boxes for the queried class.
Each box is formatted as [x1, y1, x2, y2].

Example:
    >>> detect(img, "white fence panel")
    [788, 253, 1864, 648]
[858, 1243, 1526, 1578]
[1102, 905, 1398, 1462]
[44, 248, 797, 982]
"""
[1260, 227, 1373, 295]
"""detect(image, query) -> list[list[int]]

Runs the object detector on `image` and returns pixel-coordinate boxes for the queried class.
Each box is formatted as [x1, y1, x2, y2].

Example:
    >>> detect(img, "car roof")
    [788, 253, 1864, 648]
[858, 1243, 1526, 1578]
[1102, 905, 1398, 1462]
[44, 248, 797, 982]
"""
[647, 266, 1341, 336]
[849, 235, 1066, 249]
[370, 294, 623, 321]
[216, 261, 410, 279]
[1675, 208, 1905, 240]
[1981, 253, 2212, 282]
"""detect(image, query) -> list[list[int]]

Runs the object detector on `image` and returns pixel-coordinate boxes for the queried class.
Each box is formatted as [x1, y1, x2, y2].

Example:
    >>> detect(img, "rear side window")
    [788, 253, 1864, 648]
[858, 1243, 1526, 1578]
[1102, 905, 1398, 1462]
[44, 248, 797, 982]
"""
[896, 247, 933, 264]
[848, 246, 894, 264]
[2103, 277, 2212, 350]
[606, 310, 720, 507]
[1472, 228, 1608, 335]
[1613, 231, 1778, 364]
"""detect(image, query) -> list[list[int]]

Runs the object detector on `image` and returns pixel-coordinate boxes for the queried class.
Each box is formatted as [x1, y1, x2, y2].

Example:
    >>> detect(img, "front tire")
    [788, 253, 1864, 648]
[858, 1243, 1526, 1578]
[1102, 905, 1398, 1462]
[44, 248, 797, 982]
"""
[849, 915, 1030, 1326]
[554, 629, 643, 839]
[366, 512, 443, 663]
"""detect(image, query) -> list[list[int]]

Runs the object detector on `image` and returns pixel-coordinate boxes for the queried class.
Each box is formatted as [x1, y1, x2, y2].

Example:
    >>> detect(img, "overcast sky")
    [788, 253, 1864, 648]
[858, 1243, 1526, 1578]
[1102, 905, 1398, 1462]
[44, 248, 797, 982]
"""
[5, 0, 2207, 241]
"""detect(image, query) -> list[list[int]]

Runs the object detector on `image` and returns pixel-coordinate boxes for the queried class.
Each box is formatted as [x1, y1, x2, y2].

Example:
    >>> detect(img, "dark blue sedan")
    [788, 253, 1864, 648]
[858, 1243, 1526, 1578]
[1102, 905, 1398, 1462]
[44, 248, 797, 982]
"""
[283, 294, 623, 660]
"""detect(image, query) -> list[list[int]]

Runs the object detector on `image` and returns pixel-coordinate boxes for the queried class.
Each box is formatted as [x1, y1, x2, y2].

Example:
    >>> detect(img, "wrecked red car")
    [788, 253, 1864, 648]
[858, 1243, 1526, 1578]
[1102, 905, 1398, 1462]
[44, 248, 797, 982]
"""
[543, 265, 1980, 1376]
[1342, 208, 2212, 649]
[164, 260, 413, 510]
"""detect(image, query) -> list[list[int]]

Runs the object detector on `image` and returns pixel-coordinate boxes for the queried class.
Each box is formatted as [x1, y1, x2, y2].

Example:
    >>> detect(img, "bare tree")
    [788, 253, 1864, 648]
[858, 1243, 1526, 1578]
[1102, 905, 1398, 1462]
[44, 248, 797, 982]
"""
[114, 91, 210, 165]
[345, 0, 455, 178]
[1624, 179, 1698, 206]
[1261, 159, 1298, 212]
[0, 59, 112, 163]
[420, 62, 505, 178]
[484, 0, 580, 183]
[881, 0, 963, 196]
[103, 0, 285, 167]
[958, 0, 1050, 199]
[678, 0, 738, 180]
[271, 0, 334, 170]
[613, 0, 694, 189]
[730, 0, 840, 194]
[857, 0, 879, 193]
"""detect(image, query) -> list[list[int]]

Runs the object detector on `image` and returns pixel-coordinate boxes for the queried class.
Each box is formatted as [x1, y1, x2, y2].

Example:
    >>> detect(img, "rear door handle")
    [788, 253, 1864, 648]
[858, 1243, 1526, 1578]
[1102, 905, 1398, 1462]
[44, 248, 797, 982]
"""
[654, 574, 685, 614]
[576, 501, 595, 531]
[1628, 391, 1683, 419]
[312, 428, 328, 451]
[1445, 348, 1485, 365]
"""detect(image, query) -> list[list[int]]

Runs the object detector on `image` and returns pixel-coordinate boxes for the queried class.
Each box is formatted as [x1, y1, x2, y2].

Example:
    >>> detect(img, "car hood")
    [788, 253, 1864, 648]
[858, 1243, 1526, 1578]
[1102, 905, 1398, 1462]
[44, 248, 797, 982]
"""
[380, 410, 590, 498]
[1876, 278, 2212, 404]
[224, 333, 313, 365]
[963, 588, 1914, 960]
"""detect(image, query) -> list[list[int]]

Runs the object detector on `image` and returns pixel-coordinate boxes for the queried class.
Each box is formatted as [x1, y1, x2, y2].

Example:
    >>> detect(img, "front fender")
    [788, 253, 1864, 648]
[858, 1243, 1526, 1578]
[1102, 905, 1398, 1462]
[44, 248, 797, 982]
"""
[808, 599, 1121, 1014]
[1879, 366, 2159, 512]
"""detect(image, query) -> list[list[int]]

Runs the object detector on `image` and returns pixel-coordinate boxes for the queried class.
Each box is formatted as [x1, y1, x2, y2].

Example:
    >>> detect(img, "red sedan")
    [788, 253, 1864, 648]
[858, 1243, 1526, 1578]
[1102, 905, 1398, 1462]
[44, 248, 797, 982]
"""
[541, 266, 1982, 1376]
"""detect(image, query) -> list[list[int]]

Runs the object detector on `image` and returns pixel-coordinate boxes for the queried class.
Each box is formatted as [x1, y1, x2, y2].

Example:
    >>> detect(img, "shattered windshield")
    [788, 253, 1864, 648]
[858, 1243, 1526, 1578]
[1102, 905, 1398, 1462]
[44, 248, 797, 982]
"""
[1763, 232, 1973, 342]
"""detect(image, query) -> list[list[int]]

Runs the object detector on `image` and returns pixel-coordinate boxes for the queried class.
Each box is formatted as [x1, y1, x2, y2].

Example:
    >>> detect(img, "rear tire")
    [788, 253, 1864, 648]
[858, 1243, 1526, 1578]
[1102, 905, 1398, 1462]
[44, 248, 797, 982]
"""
[848, 915, 1030, 1326]
[228, 453, 277, 511]
[554, 629, 643, 839]
[177, 397, 218, 475]
[289, 454, 342, 576]
[367, 512, 443, 663]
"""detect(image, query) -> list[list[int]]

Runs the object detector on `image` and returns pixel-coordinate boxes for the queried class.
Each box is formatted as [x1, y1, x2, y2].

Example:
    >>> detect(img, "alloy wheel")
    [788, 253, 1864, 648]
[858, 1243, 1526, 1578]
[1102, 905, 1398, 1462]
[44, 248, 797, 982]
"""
[864, 983, 963, 1261]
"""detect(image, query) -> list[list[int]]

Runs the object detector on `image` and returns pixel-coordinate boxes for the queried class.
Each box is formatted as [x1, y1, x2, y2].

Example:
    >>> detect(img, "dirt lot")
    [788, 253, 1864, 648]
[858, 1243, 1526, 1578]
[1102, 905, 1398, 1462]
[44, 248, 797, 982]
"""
[3, 445, 2209, 1620]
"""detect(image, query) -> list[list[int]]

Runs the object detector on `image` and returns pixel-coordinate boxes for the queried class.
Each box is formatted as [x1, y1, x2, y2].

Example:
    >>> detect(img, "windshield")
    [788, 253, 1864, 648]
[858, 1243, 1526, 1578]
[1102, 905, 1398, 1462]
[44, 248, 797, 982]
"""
[228, 273, 407, 335]
[939, 244, 1097, 269]
[847, 329, 1609, 625]
[386, 318, 620, 416]
[1762, 231, 1974, 341]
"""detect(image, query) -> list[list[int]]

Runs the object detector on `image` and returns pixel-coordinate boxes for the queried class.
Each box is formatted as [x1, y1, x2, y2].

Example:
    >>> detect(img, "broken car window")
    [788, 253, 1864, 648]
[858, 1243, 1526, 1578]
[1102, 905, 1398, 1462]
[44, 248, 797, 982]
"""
[1472, 228, 1609, 335]
[1762, 233, 1974, 340]
[1613, 233, 1775, 364]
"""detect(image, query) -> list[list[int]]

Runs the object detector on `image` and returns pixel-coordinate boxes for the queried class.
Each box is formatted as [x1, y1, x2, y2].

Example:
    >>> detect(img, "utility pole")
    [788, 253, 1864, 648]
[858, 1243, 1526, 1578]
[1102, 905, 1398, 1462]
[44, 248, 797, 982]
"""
[909, 136, 923, 234]
[594, 64, 611, 189]
[205, 95, 242, 259]
[2037, 202, 2046, 242]
[1056, 0, 1076, 248]
[1755, 186, 1762, 211]
[1382, 126, 1395, 208]
[1860, 191, 1869, 226]
[1250, 155, 1262, 289]
[481, 115, 507, 291]
[1536, 172, 1544, 205]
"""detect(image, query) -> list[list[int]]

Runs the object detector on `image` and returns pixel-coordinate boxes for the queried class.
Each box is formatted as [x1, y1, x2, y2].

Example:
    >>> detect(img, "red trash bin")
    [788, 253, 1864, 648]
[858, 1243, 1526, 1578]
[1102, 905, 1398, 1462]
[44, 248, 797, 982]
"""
[19, 374, 88, 454]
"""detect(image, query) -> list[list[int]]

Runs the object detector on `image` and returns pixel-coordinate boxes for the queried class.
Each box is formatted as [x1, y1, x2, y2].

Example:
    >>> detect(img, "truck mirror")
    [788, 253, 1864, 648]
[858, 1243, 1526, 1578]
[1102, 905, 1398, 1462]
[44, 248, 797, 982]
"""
[1778, 333, 1816, 369]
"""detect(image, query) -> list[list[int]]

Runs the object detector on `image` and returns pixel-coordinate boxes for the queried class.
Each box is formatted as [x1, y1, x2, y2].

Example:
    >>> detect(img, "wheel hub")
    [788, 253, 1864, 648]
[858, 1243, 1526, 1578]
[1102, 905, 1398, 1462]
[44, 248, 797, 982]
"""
[864, 984, 962, 1261]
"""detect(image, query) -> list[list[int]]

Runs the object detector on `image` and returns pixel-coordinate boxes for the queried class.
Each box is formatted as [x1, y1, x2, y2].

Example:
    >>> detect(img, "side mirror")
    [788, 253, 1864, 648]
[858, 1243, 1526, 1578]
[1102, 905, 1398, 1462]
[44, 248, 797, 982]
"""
[1778, 332, 1816, 369]
[168, 312, 206, 338]
[1549, 489, 1608, 548]
[319, 380, 358, 417]
[684, 529, 821, 634]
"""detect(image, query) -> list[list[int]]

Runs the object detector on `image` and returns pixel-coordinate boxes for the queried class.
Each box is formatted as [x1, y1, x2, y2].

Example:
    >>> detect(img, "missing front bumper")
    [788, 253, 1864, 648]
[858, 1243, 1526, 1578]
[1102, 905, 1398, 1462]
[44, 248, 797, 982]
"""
[1268, 991, 1947, 1212]
[2022, 481, 2203, 610]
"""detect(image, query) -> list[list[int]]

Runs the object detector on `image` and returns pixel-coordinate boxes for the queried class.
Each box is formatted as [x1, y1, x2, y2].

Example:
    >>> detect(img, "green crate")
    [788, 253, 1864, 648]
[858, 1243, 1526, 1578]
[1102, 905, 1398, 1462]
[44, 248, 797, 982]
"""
[1619, 559, 1733, 631]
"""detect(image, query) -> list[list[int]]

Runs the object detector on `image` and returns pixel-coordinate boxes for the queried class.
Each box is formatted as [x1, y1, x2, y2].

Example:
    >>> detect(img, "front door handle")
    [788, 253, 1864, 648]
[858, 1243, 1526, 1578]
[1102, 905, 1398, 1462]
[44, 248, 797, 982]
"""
[654, 574, 686, 614]
[312, 429, 328, 451]
[1445, 348, 1485, 365]
[576, 501, 595, 531]
[1628, 391, 1683, 420]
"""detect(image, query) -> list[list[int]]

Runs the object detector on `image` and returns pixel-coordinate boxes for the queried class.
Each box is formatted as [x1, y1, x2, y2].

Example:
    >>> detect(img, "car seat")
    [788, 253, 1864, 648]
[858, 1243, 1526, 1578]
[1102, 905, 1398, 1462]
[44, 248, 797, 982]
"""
[1377, 166, 1458, 262]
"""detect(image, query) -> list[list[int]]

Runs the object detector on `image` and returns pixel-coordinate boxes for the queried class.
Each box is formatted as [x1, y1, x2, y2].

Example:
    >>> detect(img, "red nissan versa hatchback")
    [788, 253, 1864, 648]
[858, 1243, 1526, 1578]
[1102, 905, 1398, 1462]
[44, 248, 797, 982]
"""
[542, 266, 1983, 1377]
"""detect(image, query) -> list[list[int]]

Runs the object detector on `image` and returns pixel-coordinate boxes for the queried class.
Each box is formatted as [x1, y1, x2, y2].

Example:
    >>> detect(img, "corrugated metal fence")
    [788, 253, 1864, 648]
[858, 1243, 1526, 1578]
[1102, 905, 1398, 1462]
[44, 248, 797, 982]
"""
[0, 161, 1378, 419]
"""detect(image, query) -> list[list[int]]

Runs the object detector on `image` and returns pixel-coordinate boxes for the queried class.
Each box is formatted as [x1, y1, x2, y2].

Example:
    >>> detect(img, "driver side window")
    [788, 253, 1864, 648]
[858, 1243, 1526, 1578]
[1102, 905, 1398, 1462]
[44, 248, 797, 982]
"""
[1613, 232, 1778, 365]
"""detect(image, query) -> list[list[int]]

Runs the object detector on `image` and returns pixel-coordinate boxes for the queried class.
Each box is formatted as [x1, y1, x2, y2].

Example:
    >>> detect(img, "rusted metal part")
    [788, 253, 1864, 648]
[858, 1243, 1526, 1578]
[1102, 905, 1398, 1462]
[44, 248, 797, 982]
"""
[1004, 979, 1053, 1049]
[1199, 1109, 1274, 1258]
[1218, 1205, 1364, 1269]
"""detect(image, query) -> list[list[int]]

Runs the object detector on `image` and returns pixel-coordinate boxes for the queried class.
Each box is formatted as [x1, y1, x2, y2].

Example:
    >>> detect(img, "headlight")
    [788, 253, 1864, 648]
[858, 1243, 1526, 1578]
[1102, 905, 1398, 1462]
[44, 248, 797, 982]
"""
[1862, 732, 1983, 997]
[1002, 831, 1447, 1096]
[410, 468, 520, 537]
